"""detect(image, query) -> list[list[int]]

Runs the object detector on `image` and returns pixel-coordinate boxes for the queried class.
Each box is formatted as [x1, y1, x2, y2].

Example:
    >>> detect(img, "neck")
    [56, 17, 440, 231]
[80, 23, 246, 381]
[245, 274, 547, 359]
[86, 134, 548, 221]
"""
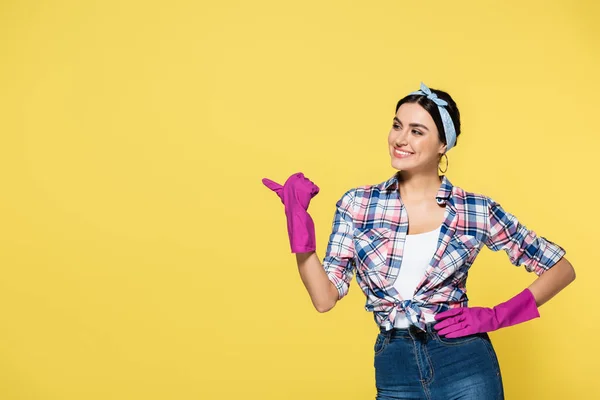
[397, 170, 442, 202]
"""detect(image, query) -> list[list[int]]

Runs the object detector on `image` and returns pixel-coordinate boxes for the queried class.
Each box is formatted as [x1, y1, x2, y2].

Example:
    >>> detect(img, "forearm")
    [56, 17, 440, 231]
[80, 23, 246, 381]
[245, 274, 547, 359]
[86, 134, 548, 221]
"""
[435, 257, 576, 338]
[295, 251, 339, 313]
[528, 257, 576, 307]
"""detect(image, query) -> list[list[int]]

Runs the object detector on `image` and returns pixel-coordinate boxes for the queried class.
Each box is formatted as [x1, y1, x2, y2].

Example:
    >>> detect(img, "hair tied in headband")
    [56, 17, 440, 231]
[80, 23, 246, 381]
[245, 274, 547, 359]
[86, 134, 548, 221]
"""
[409, 82, 456, 152]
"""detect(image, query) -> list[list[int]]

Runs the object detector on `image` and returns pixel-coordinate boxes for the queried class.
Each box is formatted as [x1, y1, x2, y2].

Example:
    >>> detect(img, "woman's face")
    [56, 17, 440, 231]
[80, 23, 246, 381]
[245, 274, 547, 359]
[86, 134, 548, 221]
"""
[388, 102, 447, 172]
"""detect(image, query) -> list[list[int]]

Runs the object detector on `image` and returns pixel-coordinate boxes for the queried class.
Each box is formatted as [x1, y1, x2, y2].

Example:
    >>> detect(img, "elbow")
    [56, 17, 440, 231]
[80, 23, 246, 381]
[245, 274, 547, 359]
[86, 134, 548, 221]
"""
[317, 305, 335, 313]
[562, 257, 576, 283]
[315, 278, 342, 312]
[315, 292, 339, 313]
[316, 299, 336, 313]
[558, 257, 576, 284]
[316, 305, 330, 313]
[568, 263, 576, 283]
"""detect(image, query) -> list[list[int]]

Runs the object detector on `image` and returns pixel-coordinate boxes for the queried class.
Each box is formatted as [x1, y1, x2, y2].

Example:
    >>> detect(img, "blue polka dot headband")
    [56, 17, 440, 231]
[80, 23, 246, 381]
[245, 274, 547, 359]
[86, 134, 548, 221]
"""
[410, 82, 457, 152]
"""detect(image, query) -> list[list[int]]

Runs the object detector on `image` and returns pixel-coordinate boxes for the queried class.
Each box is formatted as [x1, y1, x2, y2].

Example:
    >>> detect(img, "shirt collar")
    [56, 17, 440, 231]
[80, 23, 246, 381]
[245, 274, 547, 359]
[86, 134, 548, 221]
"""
[381, 172, 454, 204]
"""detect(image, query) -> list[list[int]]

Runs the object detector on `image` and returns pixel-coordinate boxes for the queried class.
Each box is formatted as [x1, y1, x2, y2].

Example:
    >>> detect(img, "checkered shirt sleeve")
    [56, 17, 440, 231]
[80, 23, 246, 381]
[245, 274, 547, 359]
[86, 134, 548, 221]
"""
[322, 189, 357, 300]
[485, 196, 566, 275]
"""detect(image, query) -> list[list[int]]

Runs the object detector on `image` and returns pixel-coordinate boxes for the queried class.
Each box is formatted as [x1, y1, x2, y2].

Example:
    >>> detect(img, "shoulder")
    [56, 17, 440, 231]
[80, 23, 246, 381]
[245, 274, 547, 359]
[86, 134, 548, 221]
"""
[450, 183, 492, 209]
[338, 177, 390, 200]
[355, 182, 386, 196]
[333, 178, 392, 213]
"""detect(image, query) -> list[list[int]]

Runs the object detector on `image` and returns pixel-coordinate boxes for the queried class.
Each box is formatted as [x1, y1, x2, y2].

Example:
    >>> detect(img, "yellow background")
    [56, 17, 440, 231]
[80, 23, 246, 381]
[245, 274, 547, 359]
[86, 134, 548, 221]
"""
[0, 1, 598, 399]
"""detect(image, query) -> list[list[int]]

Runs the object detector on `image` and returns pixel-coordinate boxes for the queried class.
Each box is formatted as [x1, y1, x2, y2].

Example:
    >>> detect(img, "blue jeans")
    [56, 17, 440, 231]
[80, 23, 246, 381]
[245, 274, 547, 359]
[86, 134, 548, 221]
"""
[374, 323, 504, 399]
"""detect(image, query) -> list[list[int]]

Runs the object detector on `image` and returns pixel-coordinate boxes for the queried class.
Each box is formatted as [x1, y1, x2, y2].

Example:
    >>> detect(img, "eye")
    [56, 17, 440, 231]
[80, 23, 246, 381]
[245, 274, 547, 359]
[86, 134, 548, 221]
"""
[392, 123, 400, 129]
[412, 129, 423, 135]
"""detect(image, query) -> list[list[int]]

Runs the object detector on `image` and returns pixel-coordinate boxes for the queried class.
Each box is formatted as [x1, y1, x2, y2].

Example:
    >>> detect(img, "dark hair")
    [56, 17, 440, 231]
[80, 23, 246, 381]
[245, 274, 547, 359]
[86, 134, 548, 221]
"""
[395, 87, 461, 148]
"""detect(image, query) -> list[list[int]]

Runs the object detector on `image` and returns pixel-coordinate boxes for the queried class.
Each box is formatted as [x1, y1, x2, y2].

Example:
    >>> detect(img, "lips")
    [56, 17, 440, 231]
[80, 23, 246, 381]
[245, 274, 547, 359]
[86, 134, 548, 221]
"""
[393, 148, 414, 158]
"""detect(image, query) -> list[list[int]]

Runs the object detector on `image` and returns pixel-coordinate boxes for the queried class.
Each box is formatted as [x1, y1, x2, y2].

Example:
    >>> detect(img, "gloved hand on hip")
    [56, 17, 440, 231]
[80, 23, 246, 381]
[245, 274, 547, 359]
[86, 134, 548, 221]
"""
[433, 288, 540, 338]
[262, 172, 320, 253]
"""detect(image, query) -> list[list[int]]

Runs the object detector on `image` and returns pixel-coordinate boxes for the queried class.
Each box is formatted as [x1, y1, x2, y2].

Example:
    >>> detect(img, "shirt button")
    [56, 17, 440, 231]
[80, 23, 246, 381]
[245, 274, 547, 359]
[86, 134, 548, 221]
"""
[369, 235, 375, 239]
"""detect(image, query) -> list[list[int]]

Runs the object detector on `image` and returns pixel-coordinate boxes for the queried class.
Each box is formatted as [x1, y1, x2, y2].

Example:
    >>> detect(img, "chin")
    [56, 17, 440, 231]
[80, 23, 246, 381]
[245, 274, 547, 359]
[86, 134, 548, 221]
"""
[391, 159, 412, 170]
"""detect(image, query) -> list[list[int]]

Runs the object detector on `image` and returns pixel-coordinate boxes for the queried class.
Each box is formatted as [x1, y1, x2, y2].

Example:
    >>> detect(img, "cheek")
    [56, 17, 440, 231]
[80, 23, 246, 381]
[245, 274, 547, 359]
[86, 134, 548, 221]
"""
[387, 130, 395, 144]
[415, 135, 435, 148]
[419, 140, 441, 158]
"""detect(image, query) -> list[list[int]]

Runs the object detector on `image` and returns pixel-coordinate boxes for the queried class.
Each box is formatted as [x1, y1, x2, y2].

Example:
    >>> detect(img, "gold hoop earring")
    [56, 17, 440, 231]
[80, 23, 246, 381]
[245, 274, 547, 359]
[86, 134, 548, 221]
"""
[438, 153, 449, 173]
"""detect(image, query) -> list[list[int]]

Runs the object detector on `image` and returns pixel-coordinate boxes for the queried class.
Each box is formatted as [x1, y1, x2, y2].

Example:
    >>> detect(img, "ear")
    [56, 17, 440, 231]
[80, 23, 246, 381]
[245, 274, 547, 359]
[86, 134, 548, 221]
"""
[438, 143, 447, 154]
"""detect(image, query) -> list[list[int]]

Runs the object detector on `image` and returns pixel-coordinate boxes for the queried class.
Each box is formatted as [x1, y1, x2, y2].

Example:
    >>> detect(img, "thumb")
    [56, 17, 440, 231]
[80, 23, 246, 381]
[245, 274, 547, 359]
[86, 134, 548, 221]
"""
[434, 308, 463, 321]
[262, 178, 284, 201]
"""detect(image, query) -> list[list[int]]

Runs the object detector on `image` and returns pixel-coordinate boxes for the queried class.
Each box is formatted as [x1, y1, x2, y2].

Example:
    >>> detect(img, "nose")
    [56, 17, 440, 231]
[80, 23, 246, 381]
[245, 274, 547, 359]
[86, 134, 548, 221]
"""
[393, 128, 408, 146]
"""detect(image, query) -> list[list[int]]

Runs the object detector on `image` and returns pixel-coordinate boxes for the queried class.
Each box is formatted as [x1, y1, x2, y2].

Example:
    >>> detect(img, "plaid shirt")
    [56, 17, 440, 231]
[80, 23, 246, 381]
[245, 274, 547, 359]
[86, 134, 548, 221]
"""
[323, 173, 566, 332]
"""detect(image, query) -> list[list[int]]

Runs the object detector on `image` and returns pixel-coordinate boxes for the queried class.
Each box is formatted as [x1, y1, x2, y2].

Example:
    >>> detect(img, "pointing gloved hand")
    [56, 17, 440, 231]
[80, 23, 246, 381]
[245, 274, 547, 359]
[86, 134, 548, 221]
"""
[262, 172, 320, 253]
[433, 288, 540, 338]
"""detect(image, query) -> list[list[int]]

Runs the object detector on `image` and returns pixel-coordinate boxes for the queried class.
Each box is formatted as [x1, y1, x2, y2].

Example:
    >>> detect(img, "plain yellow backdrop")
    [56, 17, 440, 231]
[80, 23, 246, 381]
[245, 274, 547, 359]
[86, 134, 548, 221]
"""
[0, 1, 598, 399]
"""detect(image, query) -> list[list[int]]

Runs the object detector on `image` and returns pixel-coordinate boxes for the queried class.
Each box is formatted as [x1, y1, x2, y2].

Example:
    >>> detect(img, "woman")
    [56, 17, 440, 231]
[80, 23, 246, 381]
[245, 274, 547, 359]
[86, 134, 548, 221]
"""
[262, 82, 575, 399]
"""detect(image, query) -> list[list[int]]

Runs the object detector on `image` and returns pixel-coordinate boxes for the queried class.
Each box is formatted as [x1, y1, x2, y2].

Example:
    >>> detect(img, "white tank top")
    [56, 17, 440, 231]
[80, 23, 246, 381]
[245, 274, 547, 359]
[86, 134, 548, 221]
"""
[393, 225, 441, 328]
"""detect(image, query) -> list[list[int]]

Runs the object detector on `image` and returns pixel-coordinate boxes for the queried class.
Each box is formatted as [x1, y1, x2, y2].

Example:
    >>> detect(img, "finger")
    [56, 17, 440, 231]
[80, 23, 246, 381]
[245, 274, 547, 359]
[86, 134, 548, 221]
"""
[300, 175, 319, 197]
[434, 308, 463, 321]
[433, 319, 452, 331]
[437, 322, 466, 337]
[444, 329, 472, 338]
[433, 314, 464, 331]
[310, 183, 320, 197]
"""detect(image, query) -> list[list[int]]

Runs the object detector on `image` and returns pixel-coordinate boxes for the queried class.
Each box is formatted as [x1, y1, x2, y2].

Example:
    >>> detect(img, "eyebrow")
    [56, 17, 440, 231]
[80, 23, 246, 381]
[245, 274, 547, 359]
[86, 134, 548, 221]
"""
[393, 117, 429, 131]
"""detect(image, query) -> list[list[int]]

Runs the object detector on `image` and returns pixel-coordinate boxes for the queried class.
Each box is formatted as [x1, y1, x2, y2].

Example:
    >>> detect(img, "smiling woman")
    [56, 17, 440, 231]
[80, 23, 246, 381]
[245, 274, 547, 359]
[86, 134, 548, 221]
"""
[389, 83, 461, 178]
[262, 82, 575, 400]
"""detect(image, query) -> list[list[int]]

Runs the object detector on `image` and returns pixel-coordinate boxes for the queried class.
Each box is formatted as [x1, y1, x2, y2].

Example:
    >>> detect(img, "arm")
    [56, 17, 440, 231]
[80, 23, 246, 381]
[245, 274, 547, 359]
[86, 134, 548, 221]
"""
[434, 196, 575, 337]
[528, 256, 575, 306]
[296, 252, 340, 313]
[262, 173, 356, 313]
[297, 189, 356, 313]
[484, 196, 575, 303]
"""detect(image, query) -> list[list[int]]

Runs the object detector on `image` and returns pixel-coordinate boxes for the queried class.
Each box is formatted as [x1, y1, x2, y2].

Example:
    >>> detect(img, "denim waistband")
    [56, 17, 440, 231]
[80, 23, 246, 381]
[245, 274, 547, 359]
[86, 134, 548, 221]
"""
[378, 322, 438, 339]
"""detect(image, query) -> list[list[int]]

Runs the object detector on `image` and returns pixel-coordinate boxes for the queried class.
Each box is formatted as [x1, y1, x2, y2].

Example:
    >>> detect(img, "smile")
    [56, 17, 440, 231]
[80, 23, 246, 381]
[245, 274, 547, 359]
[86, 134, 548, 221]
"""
[393, 149, 414, 158]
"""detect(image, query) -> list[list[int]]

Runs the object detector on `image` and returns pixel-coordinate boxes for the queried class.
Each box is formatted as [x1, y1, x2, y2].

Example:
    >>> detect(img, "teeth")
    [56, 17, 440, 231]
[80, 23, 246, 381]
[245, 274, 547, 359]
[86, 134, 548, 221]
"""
[395, 149, 412, 156]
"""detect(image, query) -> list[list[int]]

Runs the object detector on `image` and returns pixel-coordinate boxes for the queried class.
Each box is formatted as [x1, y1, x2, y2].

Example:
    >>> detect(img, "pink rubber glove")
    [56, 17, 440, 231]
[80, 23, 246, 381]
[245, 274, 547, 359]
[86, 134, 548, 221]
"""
[433, 288, 540, 338]
[262, 172, 320, 253]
